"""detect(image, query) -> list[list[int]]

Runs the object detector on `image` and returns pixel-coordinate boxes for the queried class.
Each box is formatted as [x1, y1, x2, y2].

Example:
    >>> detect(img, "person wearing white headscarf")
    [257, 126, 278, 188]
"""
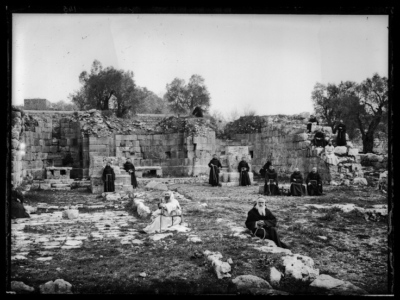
[143, 191, 182, 234]
[323, 141, 339, 166]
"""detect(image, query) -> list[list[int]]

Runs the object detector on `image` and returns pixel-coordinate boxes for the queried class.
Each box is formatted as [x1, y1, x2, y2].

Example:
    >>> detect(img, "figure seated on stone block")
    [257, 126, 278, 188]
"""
[123, 158, 138, 188]
[208, 154, 222, 187]
[102, 161, 115, 192]
[313, 130, 327, 148]
[259, 160, 272, 178]
[245, 198, 289, 249]
[264, 165, 280, 196]
[307, 114, 319, 133]
[289, 168, 306, 196]
[11, 184, 30, 219]
[322, 140, 339, 166]
[306, 167, 323, 196]
[192, 106, 204, 118]
[143, 191, 182, 234]
[238, 156, 251, 187]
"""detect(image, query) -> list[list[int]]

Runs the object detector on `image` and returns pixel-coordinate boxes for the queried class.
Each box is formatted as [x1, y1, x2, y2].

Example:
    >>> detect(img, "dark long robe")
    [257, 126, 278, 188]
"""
[102, 166, 116, 192]
[314, 131, 326, 148]
[11, 190, 29, 219]
[307, 117, 319, 132]
[238, 161, 251, 186]
[192, 106, 204, 117]
[334, 122, 347, 146]
[264, 170, 281, 195]
[290, 171, 306, 196]
[259, 161, 272, 178]
[123, 161, 138, 188]
[208, 158, 222, 186]
[245, 206, 287, 248]
[306, 171, 323, 196]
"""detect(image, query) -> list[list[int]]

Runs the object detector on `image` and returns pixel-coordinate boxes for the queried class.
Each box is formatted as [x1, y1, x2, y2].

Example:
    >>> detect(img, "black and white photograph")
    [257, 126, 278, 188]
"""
[6, 7, 393, 295]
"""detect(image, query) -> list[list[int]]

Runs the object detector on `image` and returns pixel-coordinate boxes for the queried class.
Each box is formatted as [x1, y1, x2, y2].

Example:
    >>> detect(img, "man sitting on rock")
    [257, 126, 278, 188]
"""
[123, 158, 137, 189]
[208, 154, 222, 187]
[264, 165, 280, 196]
[289, 168, 306, 196]
[238, 156, 251, 186]
[245, 198, 289, 248]
[11, 184, 30, 219]
[143, 191, 182, 234]
[259, 159, 272, 178]
[313, 130, 326, 148]
[306, 167, 323, 196]
[102, 161, 115, 192]
[307, 114, 319, 133]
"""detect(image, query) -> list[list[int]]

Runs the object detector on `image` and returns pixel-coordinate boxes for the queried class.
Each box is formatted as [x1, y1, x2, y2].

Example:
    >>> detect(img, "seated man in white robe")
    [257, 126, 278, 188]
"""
[143, 191, 182, 234]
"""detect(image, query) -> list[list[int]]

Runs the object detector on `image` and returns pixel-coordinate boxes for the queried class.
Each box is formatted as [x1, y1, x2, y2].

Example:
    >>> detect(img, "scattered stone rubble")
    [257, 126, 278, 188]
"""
[39, 279, 73, 294]
[203, 250, 232, 279]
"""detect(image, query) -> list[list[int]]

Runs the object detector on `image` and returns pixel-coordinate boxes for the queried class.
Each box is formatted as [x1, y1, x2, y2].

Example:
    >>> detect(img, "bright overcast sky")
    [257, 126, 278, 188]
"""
[12, 14, 388, 117]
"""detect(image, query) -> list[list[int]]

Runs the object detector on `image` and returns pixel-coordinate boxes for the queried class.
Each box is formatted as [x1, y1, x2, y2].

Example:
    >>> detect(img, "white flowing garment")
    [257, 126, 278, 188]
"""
[324, 145, 339, 165]
[143, 198, 182, 234]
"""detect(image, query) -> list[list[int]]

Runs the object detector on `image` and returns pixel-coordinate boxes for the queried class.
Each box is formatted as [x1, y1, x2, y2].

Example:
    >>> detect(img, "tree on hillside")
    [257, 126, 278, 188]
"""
[164, 75, 211, 114]
[135, 87, 170, 114]
[51, 100, 78, 111]
[311, 73, 388, 153]
[69, 60, 138, 117]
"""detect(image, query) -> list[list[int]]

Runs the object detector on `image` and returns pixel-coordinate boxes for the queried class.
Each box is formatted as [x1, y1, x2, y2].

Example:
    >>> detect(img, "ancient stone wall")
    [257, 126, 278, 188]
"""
[24, 99, 52, 110]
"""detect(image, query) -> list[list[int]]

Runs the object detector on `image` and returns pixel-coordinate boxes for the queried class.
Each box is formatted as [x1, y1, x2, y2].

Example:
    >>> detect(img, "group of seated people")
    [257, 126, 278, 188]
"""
[260, 161, 323, 196]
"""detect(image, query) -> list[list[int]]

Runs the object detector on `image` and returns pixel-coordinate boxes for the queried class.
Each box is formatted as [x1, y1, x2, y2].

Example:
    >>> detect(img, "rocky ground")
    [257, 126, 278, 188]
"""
[10, 182, 388, 294]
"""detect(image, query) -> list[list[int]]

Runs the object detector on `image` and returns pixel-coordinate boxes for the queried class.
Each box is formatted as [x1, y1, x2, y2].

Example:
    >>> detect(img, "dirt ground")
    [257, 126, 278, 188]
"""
[10, 182, 388, 294]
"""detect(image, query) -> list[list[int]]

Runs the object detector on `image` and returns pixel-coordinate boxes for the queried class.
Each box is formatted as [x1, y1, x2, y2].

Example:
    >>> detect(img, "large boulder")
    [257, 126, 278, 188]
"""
[310, 274, 367, 295]
[11, 281, 34, 293]
[231, 275, 272, 294]
[62, 209, 79, 219]
[281, 254, 319, 282]
[334, 146, 347, 156]
[353, 177, 368, 186]
[204, 250, 231, 279]
[39, 279, 73, 294]
[347, 148, 359, 157]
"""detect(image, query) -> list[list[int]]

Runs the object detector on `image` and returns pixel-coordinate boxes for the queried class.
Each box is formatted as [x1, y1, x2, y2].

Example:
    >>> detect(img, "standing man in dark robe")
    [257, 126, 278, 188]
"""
[245, 198, 289, 248]
[208, 154, 222, 186]
[289, 168, 306, 196]
[238, 156, 251, 186]
[314, 130, 326, 148]
[306, 167, 323, 196]
[102, 161, 116, 192]
[123, 158, 138, 189]
[192, 106, 204, 118]
[264, 165, 280, 196]
[334, 119, 347, 146]
[307, 115, 319, 133]
[259, 160, 272, 178]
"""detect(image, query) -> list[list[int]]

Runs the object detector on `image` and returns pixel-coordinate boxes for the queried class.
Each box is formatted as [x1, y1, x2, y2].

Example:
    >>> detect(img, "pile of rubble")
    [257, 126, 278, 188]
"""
[224, 116, 267, 137]
[155, 116, 216, 137]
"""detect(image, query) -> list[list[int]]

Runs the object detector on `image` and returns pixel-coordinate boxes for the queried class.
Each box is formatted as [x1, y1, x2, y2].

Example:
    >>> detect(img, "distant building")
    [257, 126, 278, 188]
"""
[24, 98, 52, 110]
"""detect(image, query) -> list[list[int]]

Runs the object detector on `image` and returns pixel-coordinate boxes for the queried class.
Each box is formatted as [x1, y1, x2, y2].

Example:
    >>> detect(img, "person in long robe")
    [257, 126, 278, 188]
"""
[192, 106, 204, 117]
[264, 166, 281, 196]
[208, 154, 222, 186]
[245, 198, 289, 248]
[334, 120, 347, 146]
[314, 131, 326, 148]
[289, 168, 306, 196]
[143, 191, 182, 234]
[123, 158, 138, 189]
[306, 167, 323, 196]
[102, 162, 115, 192]
[238, 156, 251, 186]
[11, 185, 29, 219]
[323, 141, 339, 165]
[259, 160, 272, 178]
[307, 115, 319, 133]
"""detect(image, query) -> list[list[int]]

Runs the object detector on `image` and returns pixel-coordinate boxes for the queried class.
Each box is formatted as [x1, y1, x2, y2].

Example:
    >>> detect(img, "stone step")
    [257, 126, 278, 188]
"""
[51, 183, 71, 188]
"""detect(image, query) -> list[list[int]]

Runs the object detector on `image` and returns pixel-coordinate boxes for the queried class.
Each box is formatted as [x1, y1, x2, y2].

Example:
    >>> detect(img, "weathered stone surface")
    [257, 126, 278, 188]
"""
[103, 193, 121, 201]
[353, 177, 368, 186]
[329, 280, 368, 295]
[149, 233, 173, 241]
[310, 274, 344, 289]
[310, 274, 367, 295]
[39, 279, 73, 294]
[334, 146, 347, 155]
[204, 250, 231, 279]
[11, 281, 35, 293]
[281, 254, 319, 282]
[231, 275, 272, 294]
[268, 267, 282, 286]
[145, 181, 168, 191]
[62, 209, 79, 219]
[187, 235, 202, 243]
[347, 148, 359, 156]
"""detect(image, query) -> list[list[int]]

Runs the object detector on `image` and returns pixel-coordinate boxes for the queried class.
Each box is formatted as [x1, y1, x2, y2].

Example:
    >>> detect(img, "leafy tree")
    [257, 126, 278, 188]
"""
[165, 75, 211, 114]
[311, 73, 388, 153]
[51, 100, 78, 111]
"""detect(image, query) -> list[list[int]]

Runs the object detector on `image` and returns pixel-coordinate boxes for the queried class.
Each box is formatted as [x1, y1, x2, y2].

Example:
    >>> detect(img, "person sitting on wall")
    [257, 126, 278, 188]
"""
[238, 156, 251, 186]
[11, 184, 30, 219]
[264, 165, 281, 196]
[259, 160, 272, 178]
[289, 168, 306, 196]
[333, 119, 347, 146]
[208, 154, 222, 187]
[143, 191, 182, 234]
[123, 158, 138, 189]
[307, 114, 319, 133]
[192, 106, 204, 118]
[102, 161, 116, 192]
[306, 167, 323, 196]
[245, 197, 289, 248]
[314, 130, 326, 148]
[323, 140, 339, 166]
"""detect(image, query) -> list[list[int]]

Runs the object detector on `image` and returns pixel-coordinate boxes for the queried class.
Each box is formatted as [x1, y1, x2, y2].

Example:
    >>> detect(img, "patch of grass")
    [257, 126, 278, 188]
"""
[318, 207, 342, 221]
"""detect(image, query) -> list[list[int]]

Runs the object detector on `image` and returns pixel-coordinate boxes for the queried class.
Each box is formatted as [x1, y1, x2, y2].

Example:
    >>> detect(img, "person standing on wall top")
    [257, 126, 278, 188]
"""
[208, 154, 222, 187]
[123, 157, 138, 189]
[238, 156, 251, 186]
[192, 106, 204, 118]
[333, 119, 347, 146]
[307, 114, 319, 133]
[102, 161, 116, 192]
